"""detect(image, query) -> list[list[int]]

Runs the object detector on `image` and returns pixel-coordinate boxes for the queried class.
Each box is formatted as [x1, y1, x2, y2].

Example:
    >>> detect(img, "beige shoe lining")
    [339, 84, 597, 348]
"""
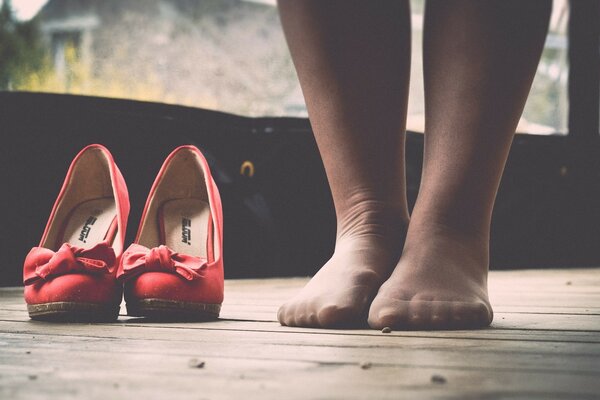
[138, 149, 216, 259]
[42, 148, 119, 251]
[62, 198, 117, 250]
[160, 198, 210, 258]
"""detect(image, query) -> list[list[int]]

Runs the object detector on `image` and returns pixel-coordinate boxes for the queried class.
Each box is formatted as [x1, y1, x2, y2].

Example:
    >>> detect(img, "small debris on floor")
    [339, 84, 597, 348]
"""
[431, 374, 446, 384]
[360, 361, 372, 370]
[113, 383, 120, 389]
[565, 281, 572, 286]
[25, 351, 31, 354]
[28, 375, 38, 381]
[188, 358, 205, 369]
[381, 327, 392, 333]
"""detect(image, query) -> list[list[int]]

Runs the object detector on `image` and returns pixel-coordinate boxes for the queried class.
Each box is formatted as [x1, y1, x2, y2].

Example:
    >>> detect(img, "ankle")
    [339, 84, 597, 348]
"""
[411, 200, 490, 237]
[404, 214, 490, 269]
[336, 196, 409, 243]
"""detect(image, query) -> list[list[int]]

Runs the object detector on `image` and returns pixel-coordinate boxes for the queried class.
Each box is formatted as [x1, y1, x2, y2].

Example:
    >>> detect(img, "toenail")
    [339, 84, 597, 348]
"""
[381, 327, 392, 333]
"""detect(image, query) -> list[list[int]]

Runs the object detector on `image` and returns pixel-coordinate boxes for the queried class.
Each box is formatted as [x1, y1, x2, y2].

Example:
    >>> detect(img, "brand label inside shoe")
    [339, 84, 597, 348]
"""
[181, 217, 192, 245]
[162, 199, 209, 258]
[78, 216, 98, 243]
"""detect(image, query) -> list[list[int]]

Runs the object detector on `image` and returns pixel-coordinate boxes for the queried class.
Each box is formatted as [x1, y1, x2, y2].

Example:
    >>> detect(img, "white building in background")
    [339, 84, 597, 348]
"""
[36, 0, 305, 116]
[35, 0, 568, 132]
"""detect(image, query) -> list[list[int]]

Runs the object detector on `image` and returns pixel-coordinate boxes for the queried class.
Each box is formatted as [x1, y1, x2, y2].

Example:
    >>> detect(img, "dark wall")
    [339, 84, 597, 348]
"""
[1, 92, 600, 286]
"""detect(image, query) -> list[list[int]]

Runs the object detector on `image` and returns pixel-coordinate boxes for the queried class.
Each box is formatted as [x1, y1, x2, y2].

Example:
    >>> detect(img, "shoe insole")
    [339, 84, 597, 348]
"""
[160, 198, 210, 259]
[62, 198, 117, 249]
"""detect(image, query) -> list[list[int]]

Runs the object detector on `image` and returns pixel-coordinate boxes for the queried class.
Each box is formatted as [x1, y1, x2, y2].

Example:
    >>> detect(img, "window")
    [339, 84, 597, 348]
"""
[2, 0, 570, 134]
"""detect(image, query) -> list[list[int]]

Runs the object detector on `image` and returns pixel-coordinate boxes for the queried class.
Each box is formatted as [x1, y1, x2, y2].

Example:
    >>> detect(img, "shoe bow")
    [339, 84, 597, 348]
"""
[119, 244, 207, 281]
[23, 242, 116, 285]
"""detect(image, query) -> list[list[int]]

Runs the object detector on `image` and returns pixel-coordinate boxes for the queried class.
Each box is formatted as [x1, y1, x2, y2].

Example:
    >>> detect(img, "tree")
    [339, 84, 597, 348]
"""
[0, 0, 48, 90]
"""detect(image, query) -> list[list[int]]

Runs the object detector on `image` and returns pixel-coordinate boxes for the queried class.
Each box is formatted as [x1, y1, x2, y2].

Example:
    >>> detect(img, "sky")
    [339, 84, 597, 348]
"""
[3, 0, 48, 20]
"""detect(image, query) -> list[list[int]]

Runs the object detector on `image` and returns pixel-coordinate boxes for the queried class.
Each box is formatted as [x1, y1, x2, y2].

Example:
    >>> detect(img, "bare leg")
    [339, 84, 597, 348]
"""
[276, 0, 411, 328]
[369, 0, 552, 330]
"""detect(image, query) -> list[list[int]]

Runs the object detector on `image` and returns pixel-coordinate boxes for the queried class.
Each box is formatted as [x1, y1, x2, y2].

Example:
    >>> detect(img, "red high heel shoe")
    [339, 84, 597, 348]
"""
[23, 144, 129, 321]
[118, 146, 224, 320]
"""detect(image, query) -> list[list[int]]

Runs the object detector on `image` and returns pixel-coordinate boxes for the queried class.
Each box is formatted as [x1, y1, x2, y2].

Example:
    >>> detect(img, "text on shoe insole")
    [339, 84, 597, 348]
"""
[182, 217, 192, 245]
[78, 216, 98, 244]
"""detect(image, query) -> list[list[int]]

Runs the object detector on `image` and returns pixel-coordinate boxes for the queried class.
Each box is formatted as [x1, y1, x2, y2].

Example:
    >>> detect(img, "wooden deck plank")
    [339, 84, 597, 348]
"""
[1, 307, 600, 335]
[1, 318, 599, 344]
[1, 268, 599, 399]
[1, 353, 598, 400]
[0, 331, 598, 400]
[1, 327, 598, 373]
[1, 354, 597, 400]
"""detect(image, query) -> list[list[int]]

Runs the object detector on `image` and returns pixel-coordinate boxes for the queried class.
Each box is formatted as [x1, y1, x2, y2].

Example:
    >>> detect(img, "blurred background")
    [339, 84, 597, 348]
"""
[1, 0, 569, 133]
[1, 0, 598, 286]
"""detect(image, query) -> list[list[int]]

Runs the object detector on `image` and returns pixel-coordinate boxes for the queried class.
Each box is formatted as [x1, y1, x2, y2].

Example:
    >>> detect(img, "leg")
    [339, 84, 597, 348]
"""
[276, 0, 411, 328]
[369, 0, 551, 330]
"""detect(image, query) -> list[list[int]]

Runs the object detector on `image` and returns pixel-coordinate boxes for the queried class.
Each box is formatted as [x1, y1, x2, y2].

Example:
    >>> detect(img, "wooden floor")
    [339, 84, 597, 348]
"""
[1, 268, 599, 400]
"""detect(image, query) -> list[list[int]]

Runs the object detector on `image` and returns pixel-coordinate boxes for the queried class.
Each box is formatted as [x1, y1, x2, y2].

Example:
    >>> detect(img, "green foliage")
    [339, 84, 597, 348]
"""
[0, 0, 49, 90]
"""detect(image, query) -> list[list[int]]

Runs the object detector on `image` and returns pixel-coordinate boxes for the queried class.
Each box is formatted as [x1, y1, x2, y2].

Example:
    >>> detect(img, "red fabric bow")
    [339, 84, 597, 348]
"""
[23, 242, 116, 285]
[119, 244, 207, 281]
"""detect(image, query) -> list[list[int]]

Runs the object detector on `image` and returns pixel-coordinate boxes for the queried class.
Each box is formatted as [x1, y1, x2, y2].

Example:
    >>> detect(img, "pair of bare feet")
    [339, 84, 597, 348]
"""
[275, 0, 551, 331]
[277, 204, 493, 330]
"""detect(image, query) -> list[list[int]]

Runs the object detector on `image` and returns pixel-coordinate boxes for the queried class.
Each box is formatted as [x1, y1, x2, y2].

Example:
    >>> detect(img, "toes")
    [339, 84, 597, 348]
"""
[277, 302, 297, 327]
[408, 300, 431, 329]
[279, 301, 360, 328]
[429, 301, 451, 329]
[277, 304, 287, 326]
[291, 300, 319, 327]
[317, 303, 359, 328]
[295, 302, 319, 328]
[368, 299, 410, 330]
[451, 301, 492, 329]
[306, 309, 319, 327]
[412, 292, 435, 302]
[368, 286, 412, 329]
[370, 297, 493, 330]
[292, 302, 307, 327]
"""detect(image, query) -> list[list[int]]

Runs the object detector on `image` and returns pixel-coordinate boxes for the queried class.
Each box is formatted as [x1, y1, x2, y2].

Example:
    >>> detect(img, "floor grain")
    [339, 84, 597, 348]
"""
[1, 268, 599, 399]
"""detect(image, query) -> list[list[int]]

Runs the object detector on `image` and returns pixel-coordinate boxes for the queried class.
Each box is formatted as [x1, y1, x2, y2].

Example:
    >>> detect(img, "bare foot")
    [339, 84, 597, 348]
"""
[278, 206, 407, 328]
[368, 222, 493, 330]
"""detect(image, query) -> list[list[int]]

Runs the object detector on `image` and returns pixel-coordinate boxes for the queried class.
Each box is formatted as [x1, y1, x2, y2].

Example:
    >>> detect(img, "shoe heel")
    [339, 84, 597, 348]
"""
[126, 298, 221, 321]
[27, 302, 120, 322]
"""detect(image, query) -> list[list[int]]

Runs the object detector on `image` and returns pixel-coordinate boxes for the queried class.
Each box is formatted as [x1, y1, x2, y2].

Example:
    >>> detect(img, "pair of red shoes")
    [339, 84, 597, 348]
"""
[23, 145, 224, 322]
